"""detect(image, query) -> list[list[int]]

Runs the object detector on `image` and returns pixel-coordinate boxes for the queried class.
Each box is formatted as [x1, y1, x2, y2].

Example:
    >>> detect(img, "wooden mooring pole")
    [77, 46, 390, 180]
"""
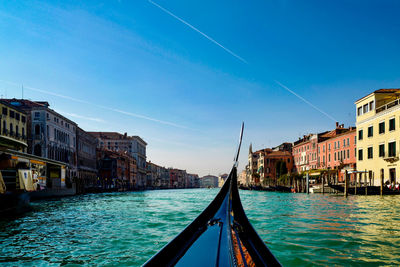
[365, 169, 368, 195]
[306, 173, 310, 194]
[322, 174, 325, 194]
[380, 169, 384, 196]
[344, 170, 348, 197]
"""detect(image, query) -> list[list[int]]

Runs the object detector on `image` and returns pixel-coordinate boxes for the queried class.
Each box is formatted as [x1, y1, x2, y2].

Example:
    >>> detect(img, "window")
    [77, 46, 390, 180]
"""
[358, 130, 363, 140]
[47, 125, 49, 138]
[21, 116, 26, 123]
[358, 149, 363, 161]
[16, 125, 19, 135]
[357, 106, 362, 116]
[347, 149, 349, 158]
[338, 141, 340, 148]
[389, 118, 395, 131]
[334, 152, 336, 161]
[34, 112, 40, 118]
[328, 154, 331, 162]
[9, 110, 15, 118]
[2, 121, 6, 131]
[347, 138, 350, 146]
[367, 147, 373, 159]
[328, 144, 331, 151]
[363, 104, 369, 113]
[379, 144, 385, 157]
[369, 101, 375, 111]
[334, 142, 336, 149]
[2, 107, 7, 115]
[354, 135, 357, 144]
[368, 126, 373, 137]
[389, 141, 396, 157]
[379, 122, 385, 134]
[15, 113, 20, 121]
[22, 128, 25, 137]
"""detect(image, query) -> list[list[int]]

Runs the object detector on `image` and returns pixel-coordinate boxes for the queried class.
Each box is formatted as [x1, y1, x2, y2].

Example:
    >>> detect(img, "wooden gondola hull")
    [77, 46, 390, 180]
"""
[144, 167, 280, 266]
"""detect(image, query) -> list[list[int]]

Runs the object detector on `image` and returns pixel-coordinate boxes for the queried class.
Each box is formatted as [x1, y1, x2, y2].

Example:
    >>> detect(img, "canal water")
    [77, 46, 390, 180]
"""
[1, 189, 399, 266]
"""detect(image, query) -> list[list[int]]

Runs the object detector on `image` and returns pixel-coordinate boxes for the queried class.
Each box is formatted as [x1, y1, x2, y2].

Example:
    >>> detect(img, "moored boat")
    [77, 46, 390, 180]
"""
[144, 124, 280, 266]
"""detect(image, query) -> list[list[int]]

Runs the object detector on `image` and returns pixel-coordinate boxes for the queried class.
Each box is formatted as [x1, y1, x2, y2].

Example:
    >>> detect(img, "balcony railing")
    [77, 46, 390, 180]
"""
[383, 151, 399, 163]
[376, 99, 399, 114]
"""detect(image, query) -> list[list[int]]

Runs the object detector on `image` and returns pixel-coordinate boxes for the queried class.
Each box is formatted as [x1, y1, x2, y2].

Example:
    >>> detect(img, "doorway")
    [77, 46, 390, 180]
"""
[389, 168, 396, 183]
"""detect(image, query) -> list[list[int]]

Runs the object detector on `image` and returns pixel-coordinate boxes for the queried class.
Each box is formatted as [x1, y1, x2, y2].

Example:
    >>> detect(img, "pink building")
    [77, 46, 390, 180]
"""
[318, 127, 356, 181]
[293, 133, 326, 173]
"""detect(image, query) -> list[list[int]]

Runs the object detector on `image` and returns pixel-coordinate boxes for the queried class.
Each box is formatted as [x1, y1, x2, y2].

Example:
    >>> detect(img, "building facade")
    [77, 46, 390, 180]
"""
[89, 132, 147, 188]
[200, 175, 218, 188]
[4, 99, 78, 179]
[0, 100, 27, 152]
[317, 127, 356, 181]
[76, 127, 98, 192]
[97, 148, 137, 190]
[356, 89, 400, 186]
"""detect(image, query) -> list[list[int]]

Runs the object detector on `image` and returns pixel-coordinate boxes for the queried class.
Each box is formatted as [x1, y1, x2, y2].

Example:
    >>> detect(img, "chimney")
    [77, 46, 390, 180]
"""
[124, 132, 127, 138]
[336, 122, 339, 128]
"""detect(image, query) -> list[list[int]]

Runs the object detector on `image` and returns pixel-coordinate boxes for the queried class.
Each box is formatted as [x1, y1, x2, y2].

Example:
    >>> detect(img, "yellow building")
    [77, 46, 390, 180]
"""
[355, 89, 400, 185]
[0, 100, 27, 152]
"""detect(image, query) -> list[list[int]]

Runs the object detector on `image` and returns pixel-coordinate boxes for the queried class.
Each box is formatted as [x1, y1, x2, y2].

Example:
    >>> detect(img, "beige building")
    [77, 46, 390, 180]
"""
[355, 89, 400, 185]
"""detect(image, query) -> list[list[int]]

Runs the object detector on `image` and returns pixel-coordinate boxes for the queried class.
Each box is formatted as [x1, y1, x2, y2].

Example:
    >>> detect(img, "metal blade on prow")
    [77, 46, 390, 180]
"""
[233, 122, 244, 168]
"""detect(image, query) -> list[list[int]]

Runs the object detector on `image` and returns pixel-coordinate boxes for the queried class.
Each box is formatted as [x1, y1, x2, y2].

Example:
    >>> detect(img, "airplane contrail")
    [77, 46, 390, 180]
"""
[148, 0, 247, 64]
[0, 79, 190, 129]
[148, 2, 337, 122]
[275, 80, 337, 122]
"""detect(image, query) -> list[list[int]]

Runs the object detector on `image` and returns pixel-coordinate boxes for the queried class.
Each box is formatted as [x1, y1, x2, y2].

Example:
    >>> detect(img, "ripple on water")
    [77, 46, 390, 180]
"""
[0, 189, 399, 266]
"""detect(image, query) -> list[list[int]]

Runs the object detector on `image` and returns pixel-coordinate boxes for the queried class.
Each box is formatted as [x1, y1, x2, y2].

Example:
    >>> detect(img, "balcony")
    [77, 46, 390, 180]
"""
[376, 99, 399, 114]
[383, 151, 399, 163]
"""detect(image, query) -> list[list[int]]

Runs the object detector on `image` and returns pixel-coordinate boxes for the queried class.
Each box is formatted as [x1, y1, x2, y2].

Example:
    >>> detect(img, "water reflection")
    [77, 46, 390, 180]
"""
[0, 190, 399, 266]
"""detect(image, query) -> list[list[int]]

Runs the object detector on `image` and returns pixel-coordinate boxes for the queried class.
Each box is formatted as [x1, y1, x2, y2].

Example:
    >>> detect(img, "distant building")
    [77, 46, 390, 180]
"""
[186, 173, 199, 188]
[96, 148, 136, 190]
[292, 131, 331, 173]
[218, 173, 228, 187]
[89, 132, 147, 188]
[76, 127, 98, 193]
[272, 142, 293, 153]
[200, 175, 218, 188]
[258, 150, 294, 185]
[317, 124, 357, 181]
[247, 143, 294, 186]
[238, 170, 248, 186]
[247, 144, 261, 185]
[169, 168, 187, 188]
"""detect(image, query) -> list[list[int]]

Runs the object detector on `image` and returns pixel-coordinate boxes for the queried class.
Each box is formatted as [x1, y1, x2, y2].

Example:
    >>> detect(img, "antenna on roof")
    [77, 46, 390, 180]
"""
[22, 84, 24, 99]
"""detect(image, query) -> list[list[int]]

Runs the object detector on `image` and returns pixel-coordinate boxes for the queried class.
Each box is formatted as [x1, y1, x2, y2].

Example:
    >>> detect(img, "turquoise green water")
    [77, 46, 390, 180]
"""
[1, 189, 399, 266]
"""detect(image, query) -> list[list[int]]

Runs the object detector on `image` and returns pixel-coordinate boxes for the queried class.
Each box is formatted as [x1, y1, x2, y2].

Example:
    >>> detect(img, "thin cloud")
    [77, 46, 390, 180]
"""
[58, 111, 106, 123]
[148, 0, 247, 64]
[0, 79, 190, 129]
[275, 80, 337, 122]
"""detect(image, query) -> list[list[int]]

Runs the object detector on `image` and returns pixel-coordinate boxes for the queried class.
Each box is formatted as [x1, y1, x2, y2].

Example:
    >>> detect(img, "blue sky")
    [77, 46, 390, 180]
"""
[1, 0, 399, 176]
